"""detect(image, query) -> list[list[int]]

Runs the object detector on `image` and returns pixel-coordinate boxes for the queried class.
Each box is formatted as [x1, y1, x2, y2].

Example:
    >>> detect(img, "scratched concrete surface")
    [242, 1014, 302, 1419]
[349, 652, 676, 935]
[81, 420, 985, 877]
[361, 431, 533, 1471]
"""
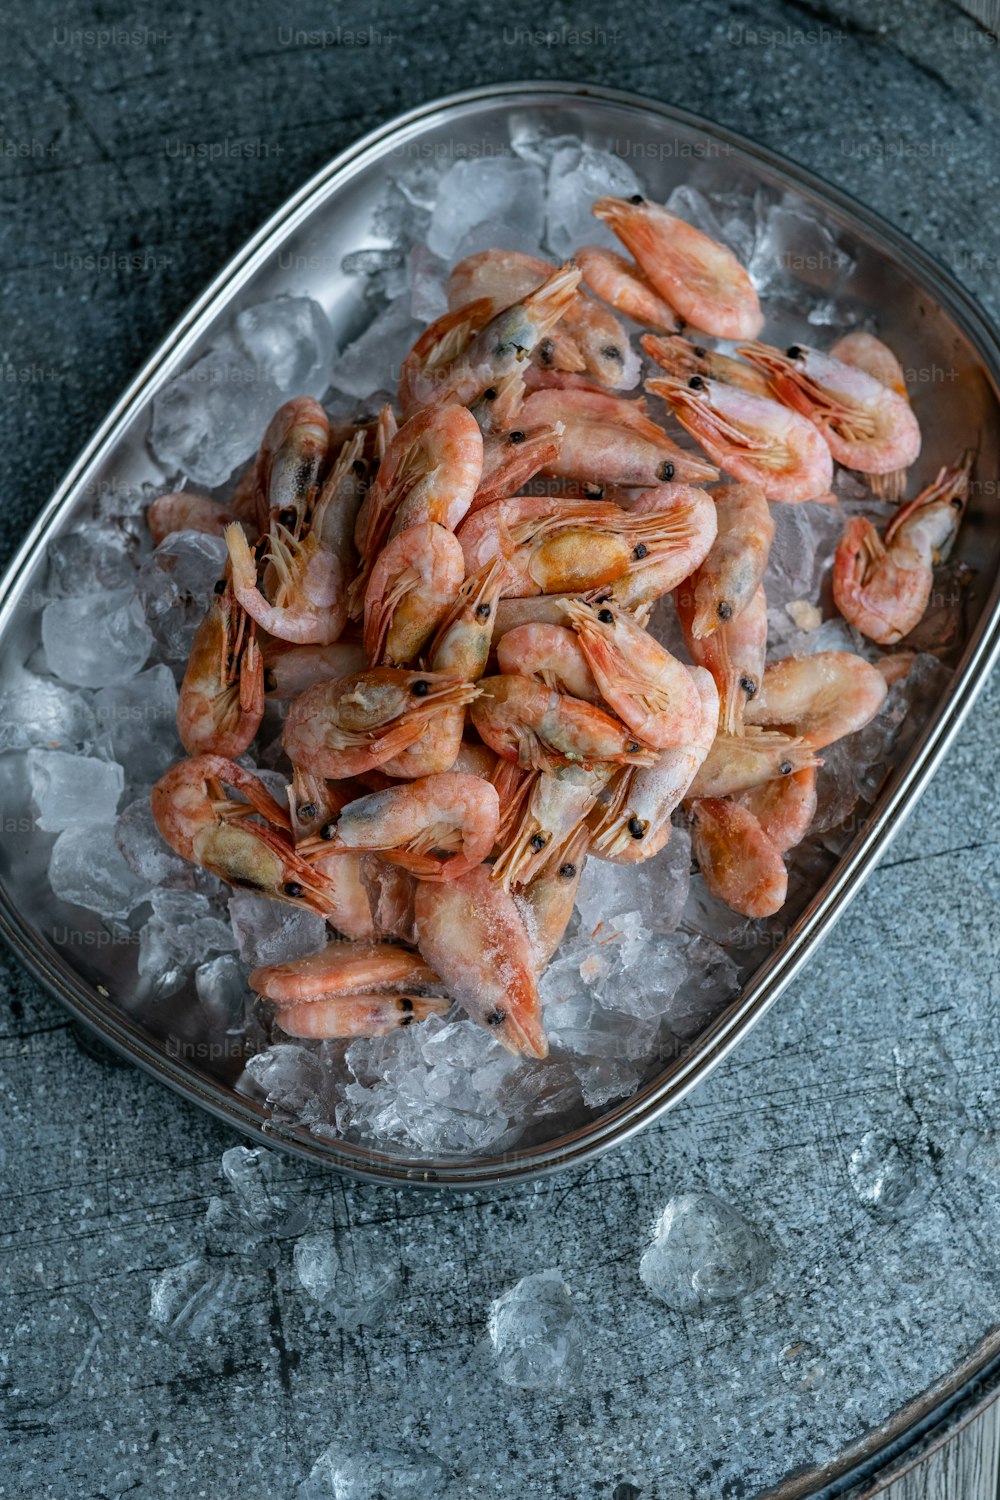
[3, 2, 1000, 1497]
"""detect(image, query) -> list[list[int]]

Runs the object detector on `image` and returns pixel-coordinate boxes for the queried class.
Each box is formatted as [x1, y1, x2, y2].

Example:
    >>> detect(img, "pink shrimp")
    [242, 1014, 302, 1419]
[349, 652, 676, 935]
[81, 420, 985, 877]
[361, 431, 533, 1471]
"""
[689, 727, 819, 799]
[737, 340, 921, 475]
[247, 396, 330, 534]
[678, 483, 774, 637]
[602, 483, 719, 610]
[428, 559, 508, 681]
[496, 623, 602, 704]
[593, 194, 764, 339]
[642, 334, 771, 397]
[520, 387, 718, 487]
[743, 651, 888, 748]
[689, 798, 788, 918]
[362, 521, 465, 666]
[282, 668, 479, 780]
[832, 454, 971, 645]
[516, 824, 590, 968]
[736, 767, 817, 853]
[263, 641, 369, 699]
[413, 865, 547, 1058]
[491, 763, 610, 891]
[645, 373, 833, 504]
[251, 942, 439, 1004]
[471, 675, 657, 773]
[176, 582, 264, 758]
[469, 373, 564, 512]
[275, 993, 450, 1039]
[574, 244, 680, 332]
[147, 491, 240, 547]
[676, 581, 768, 735]
[830, 332, 911, 501]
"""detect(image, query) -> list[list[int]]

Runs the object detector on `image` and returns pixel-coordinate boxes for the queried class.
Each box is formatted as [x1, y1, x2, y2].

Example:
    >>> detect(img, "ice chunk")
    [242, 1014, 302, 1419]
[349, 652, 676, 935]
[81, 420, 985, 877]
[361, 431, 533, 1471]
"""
[747, 198, 854, 304]
[341, 247, 408, 304]
[764, 500, 846, 650]
[49, 823, 149, 918]
[542, 990, 656, 1107]
[298, 1442, 449, 1500]
[241, 1044, 331, 1125]
[293, 1231, 400, 1328]
[847, 1130, 927, 1220]
[545, 142, 642, 260]
[0, 1293, 99, 1408]
[115, 796, 194, 887]
[666, 184, 756, 265]
[233, 295, 336, 400]
[28, 750, 124, 832]
[427, 156, 545, 260]
[137, 530, 230, 663]
[573, 829, 691, 938]
[330, 299, 423, 400]
[94, 664, 181, 784]
[450, 218, 544, 265]
[228, 891, 327, 967]
[407, 243, 449, 322]
[203, 1194, 278, 1267]
[149, 345, 280, 488]
[47, 527, 137, 595]
[639, 1192, 770, 1312]
[149, 1256, 235, 1339]
[195, 953, 251, 1031]
[659, 932, 741, 1040]
[487, 1269, 585, 1390]
[220, 1145, 312, 1237]
[42, 590, 153, 688]
[137, 890, 237, 997]
[0, 674, 96, 754]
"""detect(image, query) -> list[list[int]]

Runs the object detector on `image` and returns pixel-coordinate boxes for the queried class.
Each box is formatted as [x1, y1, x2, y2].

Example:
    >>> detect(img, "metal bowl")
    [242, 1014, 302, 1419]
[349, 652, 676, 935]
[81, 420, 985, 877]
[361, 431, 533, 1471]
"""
[1, 81, 998, 1188]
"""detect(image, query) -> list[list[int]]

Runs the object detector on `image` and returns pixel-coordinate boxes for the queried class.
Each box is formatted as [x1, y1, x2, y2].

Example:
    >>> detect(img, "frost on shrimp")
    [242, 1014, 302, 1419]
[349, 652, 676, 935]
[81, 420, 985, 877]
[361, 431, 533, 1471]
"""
[592, 193, 764, 340]
[689, 797, 788, 919]
[414, 865, 548, 1058]
[245, 396, 330, 535]
[688, 727, 819, 799]
[251, 941, 449, 1040]
[743, 650, 888, 748]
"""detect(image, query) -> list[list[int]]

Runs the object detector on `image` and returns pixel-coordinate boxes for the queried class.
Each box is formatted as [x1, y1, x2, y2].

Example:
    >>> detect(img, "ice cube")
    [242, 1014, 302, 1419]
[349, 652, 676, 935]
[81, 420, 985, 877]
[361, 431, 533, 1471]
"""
[27, 750, 124, 832]
[747, 197, 854, 304]
[94, 664, 181, 785]
[542, 989, 656, 1108]
[573, 829, 691, 938]
[545, 142, 643, 261]
[115, 796, 194, 887]
[330, 299, 423, 400]
[660, 932, 741, 1040]
[298, 1442, 449, 1500]
[407, 243, 449, 322]
[137, 890, 237, 997]
[234, 295, 336, 400]
[42, 590, 153, 688]
[450, 218, 544, 265]
[149, 1256, 235, 1339]
[487, 1269, 585, 1390]
[228, 891, 327, 967]
[195, 953, 251, 1031]
[220, 1145, 312, 1237]
[241, 1043, 330, 1124]
[640, 1192, 769, 1312]
[427, 157, 545, 260]
[666, 184, 756, 265]
[48, 823, 149, 918]
[0, 674, 96, 755]
[202, 1193, 279, 1267]
[847, 1130, 927, 1220]
[293, 1231, 399, 1329]
[46, 527, 137, 595]
[149, 345, 281, 488]
[137, 530, 230, 663]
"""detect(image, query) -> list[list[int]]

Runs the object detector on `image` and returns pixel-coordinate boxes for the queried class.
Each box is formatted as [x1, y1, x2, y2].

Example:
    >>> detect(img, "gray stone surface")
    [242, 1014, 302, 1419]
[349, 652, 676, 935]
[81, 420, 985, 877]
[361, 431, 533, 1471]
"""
[2, 2, 1000, 1497]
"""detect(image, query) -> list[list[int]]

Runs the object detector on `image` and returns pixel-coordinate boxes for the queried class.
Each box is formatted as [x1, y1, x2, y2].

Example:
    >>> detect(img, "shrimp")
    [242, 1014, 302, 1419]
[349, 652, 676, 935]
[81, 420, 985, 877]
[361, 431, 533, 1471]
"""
[176, 583, 264, 758]
[592, 194, 764, 339]
[349, 404, 483, 615]
[496, 623, 602, 704]
[414, 865, 547, 1057]
[147, 491, 240, 547]
[472, 675, 657, 773]
[641, 333, 770, 397]
[491, 763, 611, 890]
[645, 373, 833, 504]
[736, 767, 817, 852]
[574, 244, 680, 332]
[493, 595, 576, 641]
[689, 798, 787, 918]
[602, 484, 718, 610]
[362, 521, 465, 666]
[830, 332, 908, 399]
[359, 856, 419, 944]
[743, 651, 888, 748]
[516, 824, 590, 968]
[689, 727, 819, 799]
[562, 599, 701, 750]
[588, 667, 719, 862]
[250, 941, 439, 1003]
[677, 483, 774, 637]
[247, 396, 330, 534]
[285, 771, 378, 940]
[283, 668, 478, 780]
[428, 558, 507, 681]
[151, 755, 339, 913]
[520, 387, 718, 487]
[307, 773, 499, 883]
[676, 583, 768, 735]
[275, 993, 450, 1039]
[398, 264, 582, 414]
[263, 641, 369, 699]
[469, 374, 565, 512]
[737, 340, 921, 475]
[832, 454, 972, 646]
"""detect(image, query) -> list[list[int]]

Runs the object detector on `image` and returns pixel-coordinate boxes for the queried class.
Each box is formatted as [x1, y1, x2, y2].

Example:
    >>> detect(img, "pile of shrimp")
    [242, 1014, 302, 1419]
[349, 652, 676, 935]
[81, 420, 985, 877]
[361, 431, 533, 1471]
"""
[148, 191, 972, 1065]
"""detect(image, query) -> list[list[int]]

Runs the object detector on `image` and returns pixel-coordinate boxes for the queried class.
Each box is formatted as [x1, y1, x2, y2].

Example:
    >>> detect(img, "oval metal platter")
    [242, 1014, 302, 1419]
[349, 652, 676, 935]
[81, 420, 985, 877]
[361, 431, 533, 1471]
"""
[1, 82, 998, 1191]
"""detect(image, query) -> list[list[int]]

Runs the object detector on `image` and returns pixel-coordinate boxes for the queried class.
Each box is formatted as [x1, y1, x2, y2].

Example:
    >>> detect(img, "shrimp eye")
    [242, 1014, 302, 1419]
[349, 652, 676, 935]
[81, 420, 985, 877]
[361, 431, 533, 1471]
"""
[627, 816, 648, 839]
[628, 193, 645, 205]
[399, 997, 414, 1013]
[529, 833, 549, 852]
[717, 600, 733, 621]
[319, 822, 336, 841]
[688, 375, 707, 391]
[558, 862, 577, 879]
[263, 669, 278, 693]
[213, 578, 227, 595]
[779, 760, 793, 775]
[283, 881, 304, 898]
[537, 339, 554, 366]
[692, 345, 707, 358]
[739, 675, 757, 698]
[583, 481, 605, 499]
[410, 679, 430, 696]
[278, 507, 298, 529]
[351, 459, 367, 477]
[786, 345, 803, 360]
[657, 461, 675, 481]
[508, 430, 526, 444]
[950, 496, 964, 509]
[626, 741, 641, 754]
[598, 608, 615, 623]
[601, 344, 624, 362]
[483, 386, 498, 401]
[632, 543, 649, 560]
[475, 602, 491, 620]
[486, 1007, 507, 1027]
[298, 803, 317, 820]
